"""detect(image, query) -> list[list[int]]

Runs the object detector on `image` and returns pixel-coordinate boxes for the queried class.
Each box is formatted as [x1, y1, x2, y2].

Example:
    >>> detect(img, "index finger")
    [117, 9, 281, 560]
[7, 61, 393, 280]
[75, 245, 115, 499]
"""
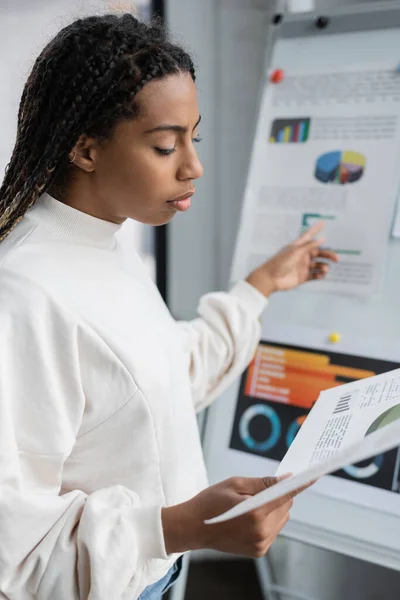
[316, 248, 339, 262]
[292, 222, 325, 246]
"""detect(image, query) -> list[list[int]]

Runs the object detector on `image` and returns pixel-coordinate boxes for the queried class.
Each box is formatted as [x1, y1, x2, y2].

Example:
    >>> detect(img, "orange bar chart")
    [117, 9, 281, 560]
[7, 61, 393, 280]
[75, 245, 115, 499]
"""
[245, 343, 375, 409]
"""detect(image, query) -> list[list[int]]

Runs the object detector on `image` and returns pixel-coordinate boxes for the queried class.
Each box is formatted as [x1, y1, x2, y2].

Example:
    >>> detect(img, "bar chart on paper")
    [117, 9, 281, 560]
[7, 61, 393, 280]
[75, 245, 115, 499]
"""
[269, 117, 310, 143]
[315, 150, 366, 184]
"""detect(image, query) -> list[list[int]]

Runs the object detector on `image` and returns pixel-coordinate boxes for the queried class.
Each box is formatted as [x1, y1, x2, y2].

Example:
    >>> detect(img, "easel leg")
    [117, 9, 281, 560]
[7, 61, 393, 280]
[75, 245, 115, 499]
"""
[255, 554, 282, 600]
[255, 555, 321, 600]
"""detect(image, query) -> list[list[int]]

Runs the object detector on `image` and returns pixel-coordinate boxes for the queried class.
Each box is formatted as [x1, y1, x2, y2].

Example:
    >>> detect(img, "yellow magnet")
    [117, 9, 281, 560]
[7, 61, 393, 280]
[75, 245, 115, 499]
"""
[329, 332, 341, 344]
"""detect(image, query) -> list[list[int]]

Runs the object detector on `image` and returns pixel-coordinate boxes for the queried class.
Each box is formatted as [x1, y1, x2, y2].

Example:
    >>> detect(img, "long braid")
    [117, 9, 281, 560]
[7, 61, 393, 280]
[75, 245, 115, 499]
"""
[0, 14, 196, 242]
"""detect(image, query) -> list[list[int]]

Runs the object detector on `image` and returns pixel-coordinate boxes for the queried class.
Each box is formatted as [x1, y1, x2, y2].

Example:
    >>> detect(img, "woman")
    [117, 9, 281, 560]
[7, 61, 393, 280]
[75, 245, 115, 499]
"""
[0, 14, 337, 600]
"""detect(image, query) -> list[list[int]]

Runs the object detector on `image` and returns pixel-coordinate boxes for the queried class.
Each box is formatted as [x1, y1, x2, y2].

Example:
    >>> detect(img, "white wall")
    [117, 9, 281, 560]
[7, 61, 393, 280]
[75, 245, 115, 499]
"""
[165, 0, 220, 317]
[166, 0, 277, 317]
[0, 0, 155, 278]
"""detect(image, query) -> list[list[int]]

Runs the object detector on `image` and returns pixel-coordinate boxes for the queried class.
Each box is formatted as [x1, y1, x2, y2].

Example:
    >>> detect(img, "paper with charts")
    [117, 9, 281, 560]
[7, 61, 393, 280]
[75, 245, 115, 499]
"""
[207, 368, 400, 524]
[232, 65, 400, 296]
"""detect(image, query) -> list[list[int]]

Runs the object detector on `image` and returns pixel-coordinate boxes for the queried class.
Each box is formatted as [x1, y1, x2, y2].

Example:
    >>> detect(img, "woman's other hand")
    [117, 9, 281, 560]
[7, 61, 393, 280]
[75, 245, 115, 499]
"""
[245, 222, 339, 297]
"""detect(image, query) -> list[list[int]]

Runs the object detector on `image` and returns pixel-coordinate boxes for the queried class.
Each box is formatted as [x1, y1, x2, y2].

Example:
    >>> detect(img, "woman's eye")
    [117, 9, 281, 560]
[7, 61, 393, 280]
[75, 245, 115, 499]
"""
[154, 147, 175, 156]
[154, 137, 202, 155]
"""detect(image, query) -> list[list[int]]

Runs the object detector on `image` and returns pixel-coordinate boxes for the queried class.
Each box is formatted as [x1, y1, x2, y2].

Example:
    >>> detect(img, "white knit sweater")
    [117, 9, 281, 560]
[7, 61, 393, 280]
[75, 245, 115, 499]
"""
[0, 193, 267, 599]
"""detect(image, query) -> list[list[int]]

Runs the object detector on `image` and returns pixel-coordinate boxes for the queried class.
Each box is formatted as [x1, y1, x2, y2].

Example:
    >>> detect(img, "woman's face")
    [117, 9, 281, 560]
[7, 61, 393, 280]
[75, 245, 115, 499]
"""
[74, 72, 203, 226]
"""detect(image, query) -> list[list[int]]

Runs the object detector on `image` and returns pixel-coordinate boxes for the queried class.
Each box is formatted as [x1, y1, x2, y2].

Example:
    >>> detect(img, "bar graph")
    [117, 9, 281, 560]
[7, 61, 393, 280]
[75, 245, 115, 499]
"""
[269, 117, 311, 144]
[244, 343, 374, 409]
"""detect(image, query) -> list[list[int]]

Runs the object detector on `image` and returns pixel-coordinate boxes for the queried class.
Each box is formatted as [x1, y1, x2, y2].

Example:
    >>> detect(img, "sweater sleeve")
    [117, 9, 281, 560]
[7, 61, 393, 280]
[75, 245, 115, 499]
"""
[0, 270, 167, 600]
[177, 280, 268, 413]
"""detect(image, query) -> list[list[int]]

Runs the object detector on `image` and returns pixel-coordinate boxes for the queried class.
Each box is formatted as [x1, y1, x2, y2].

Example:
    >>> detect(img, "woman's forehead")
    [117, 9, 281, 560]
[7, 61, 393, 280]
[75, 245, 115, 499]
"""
[136, 73, 199, 125]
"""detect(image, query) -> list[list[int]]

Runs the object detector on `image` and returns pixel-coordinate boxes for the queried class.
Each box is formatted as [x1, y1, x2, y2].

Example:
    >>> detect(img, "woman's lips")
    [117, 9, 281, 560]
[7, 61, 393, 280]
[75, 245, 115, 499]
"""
[167, 190, 194, 211]
[168, 197, 192, 211]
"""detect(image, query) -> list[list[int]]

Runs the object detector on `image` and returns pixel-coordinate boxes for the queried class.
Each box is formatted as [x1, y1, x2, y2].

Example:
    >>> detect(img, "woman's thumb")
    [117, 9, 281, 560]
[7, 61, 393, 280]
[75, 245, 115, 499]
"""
[235, 473, 292, 496]
[250, 474, 290, 495]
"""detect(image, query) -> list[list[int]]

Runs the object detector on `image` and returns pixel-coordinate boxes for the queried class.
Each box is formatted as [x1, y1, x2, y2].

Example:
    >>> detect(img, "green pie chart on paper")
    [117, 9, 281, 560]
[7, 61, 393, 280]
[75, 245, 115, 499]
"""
[366, 404, 400, 436]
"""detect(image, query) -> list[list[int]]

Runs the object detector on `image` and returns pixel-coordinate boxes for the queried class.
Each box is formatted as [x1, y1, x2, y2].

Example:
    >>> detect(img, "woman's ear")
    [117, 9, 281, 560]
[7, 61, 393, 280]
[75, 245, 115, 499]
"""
[68, 134, 100, 172]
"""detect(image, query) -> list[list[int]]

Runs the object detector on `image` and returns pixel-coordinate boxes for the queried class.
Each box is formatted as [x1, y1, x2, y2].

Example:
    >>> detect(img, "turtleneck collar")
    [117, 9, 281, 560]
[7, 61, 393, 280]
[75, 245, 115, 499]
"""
[26, 193, 123, 248]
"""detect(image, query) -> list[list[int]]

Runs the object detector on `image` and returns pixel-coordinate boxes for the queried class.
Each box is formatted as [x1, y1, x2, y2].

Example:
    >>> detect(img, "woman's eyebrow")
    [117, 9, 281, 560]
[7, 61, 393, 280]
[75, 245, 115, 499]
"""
[144, 115, 201, 135]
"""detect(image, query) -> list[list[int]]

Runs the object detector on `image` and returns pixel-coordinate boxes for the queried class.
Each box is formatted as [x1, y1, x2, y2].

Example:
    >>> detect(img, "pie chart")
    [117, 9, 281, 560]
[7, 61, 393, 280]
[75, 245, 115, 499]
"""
[315, 150, 366, 184]
[366, 403, 400, 435]
[341, 404, 400, 480]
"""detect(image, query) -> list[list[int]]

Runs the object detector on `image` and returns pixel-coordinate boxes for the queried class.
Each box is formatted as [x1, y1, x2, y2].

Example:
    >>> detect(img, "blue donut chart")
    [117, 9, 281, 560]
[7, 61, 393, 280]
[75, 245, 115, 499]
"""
[239, 404, 281, 452]
[342, 454, 384, 479]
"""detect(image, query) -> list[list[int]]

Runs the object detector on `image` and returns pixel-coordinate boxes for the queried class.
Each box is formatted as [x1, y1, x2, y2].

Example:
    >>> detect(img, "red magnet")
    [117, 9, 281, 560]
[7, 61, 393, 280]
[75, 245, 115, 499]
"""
[270, 69, 284, 83]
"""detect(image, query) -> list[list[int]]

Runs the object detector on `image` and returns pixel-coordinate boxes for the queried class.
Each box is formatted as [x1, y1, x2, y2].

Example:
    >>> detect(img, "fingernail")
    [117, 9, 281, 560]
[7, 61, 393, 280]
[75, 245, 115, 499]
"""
[277, 473, 293, 481]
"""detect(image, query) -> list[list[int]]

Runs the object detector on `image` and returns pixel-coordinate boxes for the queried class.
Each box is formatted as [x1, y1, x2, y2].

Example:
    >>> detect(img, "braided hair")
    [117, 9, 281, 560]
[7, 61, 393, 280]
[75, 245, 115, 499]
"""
[0, 14, 195, 242]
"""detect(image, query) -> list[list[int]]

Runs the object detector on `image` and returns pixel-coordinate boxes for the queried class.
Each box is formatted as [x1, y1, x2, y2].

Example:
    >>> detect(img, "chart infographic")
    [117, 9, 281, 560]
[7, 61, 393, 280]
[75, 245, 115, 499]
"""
[367, 405, 400, 435]
[315, 150, 366, 184]
[230, 341, 400, 492]
[269, 117, 310, 143]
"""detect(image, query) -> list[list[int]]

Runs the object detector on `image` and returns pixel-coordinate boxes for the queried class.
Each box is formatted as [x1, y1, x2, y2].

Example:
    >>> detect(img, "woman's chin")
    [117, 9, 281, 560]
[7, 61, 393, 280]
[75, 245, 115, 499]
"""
[152, 211, 180, 227]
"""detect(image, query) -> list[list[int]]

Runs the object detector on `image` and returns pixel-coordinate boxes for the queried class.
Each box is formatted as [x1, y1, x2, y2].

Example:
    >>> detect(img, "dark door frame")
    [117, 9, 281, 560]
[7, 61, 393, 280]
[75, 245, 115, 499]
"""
[152, 0, 168, 304]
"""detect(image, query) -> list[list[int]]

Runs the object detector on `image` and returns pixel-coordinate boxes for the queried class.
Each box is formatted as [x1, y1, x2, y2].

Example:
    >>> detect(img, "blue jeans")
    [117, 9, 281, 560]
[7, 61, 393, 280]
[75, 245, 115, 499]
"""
[138, 557, 183, 600]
